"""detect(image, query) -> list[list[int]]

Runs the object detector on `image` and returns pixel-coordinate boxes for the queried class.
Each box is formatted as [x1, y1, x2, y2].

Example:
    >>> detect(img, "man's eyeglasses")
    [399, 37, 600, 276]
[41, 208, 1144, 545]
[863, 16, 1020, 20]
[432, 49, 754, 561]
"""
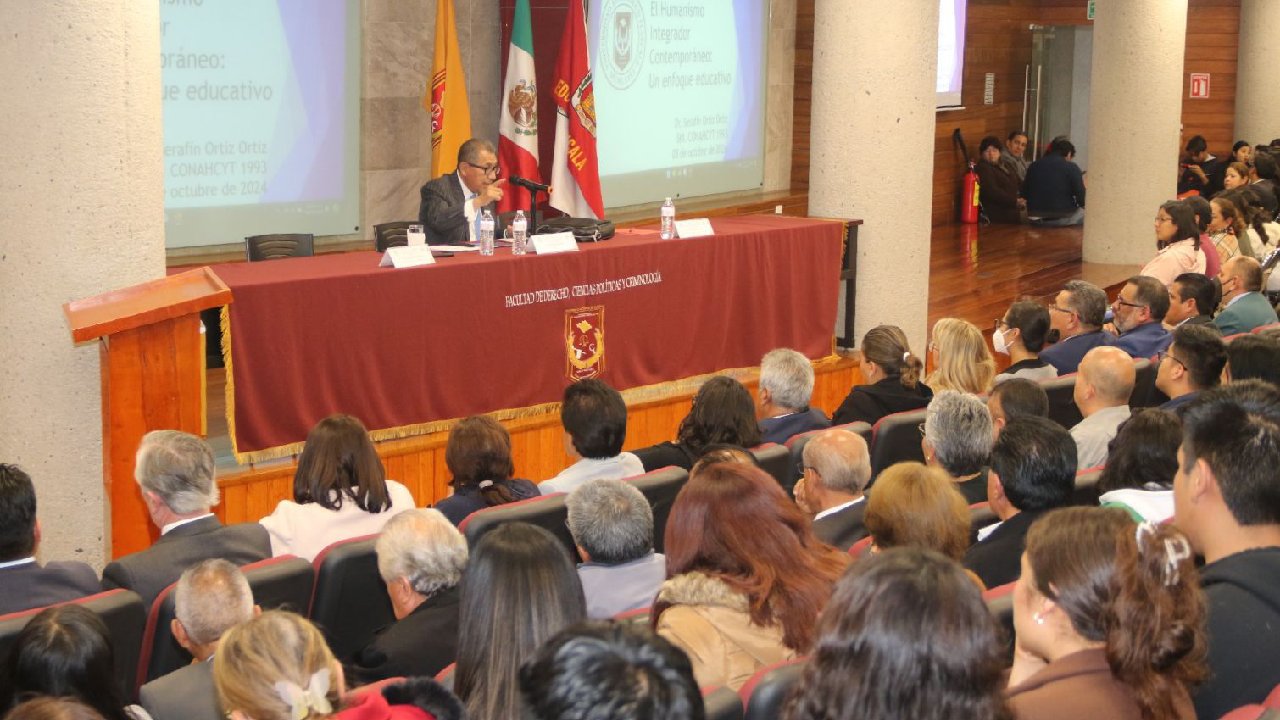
[1158, 350, 1185, 369]
[465, 161, 501, 177]
[1113, 298, 1146, 310]
[1048, 304, 1076, 316]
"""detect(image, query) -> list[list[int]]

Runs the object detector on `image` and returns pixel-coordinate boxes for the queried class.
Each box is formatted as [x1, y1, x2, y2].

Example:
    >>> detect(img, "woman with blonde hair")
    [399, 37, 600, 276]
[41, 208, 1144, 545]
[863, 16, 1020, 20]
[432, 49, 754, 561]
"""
[213, 610, 462, 720]
[864, 462, 972, 562]
[832, 325, 931, 425]
[928, 318, 996, 395]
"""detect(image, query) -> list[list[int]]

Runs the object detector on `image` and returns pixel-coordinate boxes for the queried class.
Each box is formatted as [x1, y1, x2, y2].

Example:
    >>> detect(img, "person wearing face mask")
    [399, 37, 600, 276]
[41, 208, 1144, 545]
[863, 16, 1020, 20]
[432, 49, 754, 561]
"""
[993, 300, 1058, 384]
[1214, 256, 1279, 335]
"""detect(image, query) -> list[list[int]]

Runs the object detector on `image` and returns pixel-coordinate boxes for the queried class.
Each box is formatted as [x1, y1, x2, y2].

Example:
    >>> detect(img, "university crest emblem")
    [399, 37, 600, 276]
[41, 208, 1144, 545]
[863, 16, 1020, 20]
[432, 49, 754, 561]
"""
[600, 0, 646, 90]
[565, 306, 605, 381]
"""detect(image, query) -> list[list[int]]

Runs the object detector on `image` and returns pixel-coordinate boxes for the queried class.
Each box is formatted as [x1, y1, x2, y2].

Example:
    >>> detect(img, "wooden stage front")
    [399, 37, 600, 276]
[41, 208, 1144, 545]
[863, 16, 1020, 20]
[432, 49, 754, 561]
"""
[181, 221, 1138, 555]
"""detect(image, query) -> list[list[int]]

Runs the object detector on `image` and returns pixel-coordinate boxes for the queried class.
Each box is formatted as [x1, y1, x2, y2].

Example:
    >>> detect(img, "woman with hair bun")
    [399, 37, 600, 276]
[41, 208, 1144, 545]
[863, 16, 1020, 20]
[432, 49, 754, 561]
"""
[434, 415, 538, 526]
[832, 325, 931, 426]
[1008, 507, 1206, 720]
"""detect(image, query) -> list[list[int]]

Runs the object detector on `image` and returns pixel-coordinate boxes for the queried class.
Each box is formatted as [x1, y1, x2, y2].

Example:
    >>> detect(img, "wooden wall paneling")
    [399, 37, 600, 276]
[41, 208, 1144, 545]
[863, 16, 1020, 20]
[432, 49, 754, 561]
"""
[1181, 1, 1240, 156]
[790, 0, 814, 192]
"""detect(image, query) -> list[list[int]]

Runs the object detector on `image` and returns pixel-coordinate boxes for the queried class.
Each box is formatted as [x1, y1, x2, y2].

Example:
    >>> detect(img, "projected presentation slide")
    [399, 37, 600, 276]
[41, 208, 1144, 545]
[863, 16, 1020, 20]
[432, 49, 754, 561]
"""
[588, 0, 767, 208]
[161, 0, 360, 248]
[937, 0, 967, 108]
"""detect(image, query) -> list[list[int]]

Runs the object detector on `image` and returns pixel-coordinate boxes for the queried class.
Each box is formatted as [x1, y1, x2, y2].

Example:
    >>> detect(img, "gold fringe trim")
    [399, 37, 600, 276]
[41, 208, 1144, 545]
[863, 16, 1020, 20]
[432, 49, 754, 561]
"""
[226, 353, 846, 466]
[221, 305, 244, 460]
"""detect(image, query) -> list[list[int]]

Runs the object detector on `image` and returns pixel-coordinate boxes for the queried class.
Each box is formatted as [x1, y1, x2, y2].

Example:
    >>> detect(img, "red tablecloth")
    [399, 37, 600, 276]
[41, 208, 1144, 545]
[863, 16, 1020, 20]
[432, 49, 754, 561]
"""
[211, 215, 846, 460]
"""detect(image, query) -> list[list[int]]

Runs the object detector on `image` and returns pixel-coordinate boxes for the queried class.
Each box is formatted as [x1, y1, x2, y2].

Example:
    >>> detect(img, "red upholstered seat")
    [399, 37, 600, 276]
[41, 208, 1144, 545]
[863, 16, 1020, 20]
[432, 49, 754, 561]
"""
[458, 492, 578, 561]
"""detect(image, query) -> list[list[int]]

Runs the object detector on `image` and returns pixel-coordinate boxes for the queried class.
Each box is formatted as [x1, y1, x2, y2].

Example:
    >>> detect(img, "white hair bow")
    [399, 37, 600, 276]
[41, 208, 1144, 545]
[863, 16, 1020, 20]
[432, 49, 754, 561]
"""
[273, 668, 333, 720]
[1135, 521, 1191, 587]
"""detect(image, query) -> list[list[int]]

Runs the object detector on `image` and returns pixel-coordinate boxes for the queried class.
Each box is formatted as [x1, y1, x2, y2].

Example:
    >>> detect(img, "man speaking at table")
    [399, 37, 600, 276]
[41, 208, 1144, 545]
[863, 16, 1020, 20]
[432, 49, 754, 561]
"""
[419, 137, 506, 245]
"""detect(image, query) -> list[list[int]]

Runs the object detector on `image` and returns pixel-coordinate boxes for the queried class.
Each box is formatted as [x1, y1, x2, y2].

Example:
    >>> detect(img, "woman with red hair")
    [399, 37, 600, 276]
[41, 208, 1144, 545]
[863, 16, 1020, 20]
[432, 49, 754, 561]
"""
[653, 462, 847, 690]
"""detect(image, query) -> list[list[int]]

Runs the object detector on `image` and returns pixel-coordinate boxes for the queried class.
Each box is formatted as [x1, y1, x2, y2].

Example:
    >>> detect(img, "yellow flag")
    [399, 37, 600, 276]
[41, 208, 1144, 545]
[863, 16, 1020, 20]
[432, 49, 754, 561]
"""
[426, 0, 472, 177]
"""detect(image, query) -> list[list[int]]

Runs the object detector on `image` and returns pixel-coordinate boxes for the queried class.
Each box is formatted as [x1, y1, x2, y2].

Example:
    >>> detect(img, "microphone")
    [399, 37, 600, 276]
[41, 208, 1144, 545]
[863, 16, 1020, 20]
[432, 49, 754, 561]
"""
[510, 176, 551, 193]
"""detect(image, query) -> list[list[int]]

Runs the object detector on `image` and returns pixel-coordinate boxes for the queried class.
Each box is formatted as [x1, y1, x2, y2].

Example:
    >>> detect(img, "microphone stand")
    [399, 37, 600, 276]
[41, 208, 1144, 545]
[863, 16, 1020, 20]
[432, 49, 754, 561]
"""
[526, 186, 543, 230]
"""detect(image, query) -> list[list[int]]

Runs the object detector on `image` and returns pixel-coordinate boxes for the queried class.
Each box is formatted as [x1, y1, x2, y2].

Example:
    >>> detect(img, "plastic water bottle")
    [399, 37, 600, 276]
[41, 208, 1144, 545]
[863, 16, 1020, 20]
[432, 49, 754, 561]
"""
[512, 210, 528, 256]
[660, 197, 676, 239]
[479, 209, 495, 256]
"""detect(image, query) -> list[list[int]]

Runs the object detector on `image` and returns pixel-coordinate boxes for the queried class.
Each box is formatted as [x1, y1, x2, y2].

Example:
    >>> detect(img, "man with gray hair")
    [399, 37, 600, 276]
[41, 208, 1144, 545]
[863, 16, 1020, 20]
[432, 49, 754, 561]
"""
[1040, 279, 1117, 374]
[102, 430, 270, 607]
[795, 429, 872, 551]
[756, 348, 830, 445]
[923, 390, 995, 504]
[139, 559, 258, 720]
[566, 479, 666, 619]
[352, 508, 467, 681]
[418, 137, 506, 245]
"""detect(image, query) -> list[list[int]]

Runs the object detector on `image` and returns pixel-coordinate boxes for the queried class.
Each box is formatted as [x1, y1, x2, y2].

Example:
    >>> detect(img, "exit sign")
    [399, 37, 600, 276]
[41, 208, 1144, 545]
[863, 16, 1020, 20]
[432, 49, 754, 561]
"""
[1190, 73, 1211, 99]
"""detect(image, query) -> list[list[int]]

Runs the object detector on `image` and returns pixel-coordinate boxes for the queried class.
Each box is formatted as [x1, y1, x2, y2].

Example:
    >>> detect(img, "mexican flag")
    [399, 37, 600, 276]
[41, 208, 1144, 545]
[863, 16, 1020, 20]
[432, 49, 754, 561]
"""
[426, 0, 471, 178]
[549, 0, 605, 220]
[498, 0, 541, 214]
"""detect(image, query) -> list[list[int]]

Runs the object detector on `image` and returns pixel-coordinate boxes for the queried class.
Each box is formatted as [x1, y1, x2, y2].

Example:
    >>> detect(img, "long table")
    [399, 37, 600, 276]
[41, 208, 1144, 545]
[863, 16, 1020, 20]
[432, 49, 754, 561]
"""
[212, 215, 846, 461]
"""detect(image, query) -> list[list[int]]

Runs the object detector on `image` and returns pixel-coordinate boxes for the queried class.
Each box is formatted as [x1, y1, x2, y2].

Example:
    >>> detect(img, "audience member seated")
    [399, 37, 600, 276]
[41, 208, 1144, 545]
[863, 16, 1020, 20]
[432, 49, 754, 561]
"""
[1251, 150, 1280, 216]
[783, 548, 1011, 720]
[139, 560, 258, 720]
[927, 318, 996, 395]
[1209, 142, 1253, 196]
[993, 300, 1057, 383]
[832, 325, 931, 426]
[922, 391, 994, 505]
[0, 464, 98, 614]
[1177, 134, 1216, 196]
[103, 430, 270, 606]
[1215, 256, 1279, 335]
[351, 509, 466, 683]
[1002, 129, 1030, 181]
[259, 414, 414, 561]
[1220, 186, 1276, 258]
[964, 417, 1075, 588]
[689, 443, 761, 476]
[519, 622, 701, 720]
[1095, 409, 1180, 523]
[864, 464, 973, 571]
[987, 378, 1049, 438]
[976, 135, 1023, 224]
[213, 611, 463, 720]
[655, 463, 846, 690]
[1023, 136, 1085, 226]
[1174, 382, 1280, 718]
[565, 480, 665, 619]
[1163, 272, 1217, 328]
[1008, 507, 1204, 720]
[1, 605, 147, 720]
[1208, 195, 1248, 262]
[454, 523, 586, 719]
[434, 416, 538, 526]
[4, 698, 107, 720]
[794, 429, 872, 551]
[1141, 201, 1206, 286]
[1184, 196, 1221, 278]
[1155, 324, 1226, 412]
[634, 376, 761, 473]
[1110, 276, 1173, 358]
[755, 348, 829, 445]
[1041, 280, 1116, 374]
[1224, 332, 1280, 386]
[1070, 347, 1135, 470]
[539, 379, 643, 493]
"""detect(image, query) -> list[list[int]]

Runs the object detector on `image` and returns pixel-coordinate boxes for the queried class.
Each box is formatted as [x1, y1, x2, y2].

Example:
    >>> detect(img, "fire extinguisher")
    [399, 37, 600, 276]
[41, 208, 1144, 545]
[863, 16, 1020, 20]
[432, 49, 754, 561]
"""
[953, 129, 981, 225]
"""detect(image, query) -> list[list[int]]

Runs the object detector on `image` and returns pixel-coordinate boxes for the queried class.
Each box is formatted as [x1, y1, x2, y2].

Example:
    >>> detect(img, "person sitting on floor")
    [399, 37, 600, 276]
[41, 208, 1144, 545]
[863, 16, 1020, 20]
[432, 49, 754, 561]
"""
[794, 428, 872, 551]
[976, 135, 1023, 224]
[1023, 136, 1085, 226]
[434, 416, 538, 527]
[1041, 280, 1116, 374]
[1155, 324, 1226, 412]
[633, 376, 762, 473]
[987, 378, 1049, 439]
[1070, 346, 1135, 470]
[565, 479, 665, 619]
[539, 379, 644, 494]
[1110, 275, 1173, 358]
[832, 325, 931, 426]
[993, 299, 1057, 383]
[755, 348, 830, 445]
[922, 390, 994, 505]
[0, 464, 98, 615]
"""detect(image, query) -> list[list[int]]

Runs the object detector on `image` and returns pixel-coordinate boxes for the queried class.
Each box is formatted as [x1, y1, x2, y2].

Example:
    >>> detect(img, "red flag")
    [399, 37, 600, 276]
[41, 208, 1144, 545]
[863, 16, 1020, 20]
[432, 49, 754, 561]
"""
[549, 0, 604, 219]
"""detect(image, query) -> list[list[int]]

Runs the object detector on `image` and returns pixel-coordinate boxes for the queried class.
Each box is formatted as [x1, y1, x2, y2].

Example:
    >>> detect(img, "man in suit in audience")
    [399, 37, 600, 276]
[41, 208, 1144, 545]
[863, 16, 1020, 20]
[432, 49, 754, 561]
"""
[756, 348, 830, 445]
[1173, 382, 1280, 719]
[1069, 347, 1135, 470]
[987, 378, 1049, 439]
[794, 429, 871, 551]
[1215, 256, 1279, 335]
[964, 416, 1076, 588]
[138, 559, 258, 720]
[418, 137, 506, 245]
[1040, 280, 1115, 375]
[1155, 324, 1226, 412]
[350, 509, 465, 682]
[102, 431, 271, 607]
[1164, 272, 1218, 329]
[0, 463, 99, 614]
[540, 379, 644, 494]
[566, 479, 666, 619]
[1111, 275, 1173, 359]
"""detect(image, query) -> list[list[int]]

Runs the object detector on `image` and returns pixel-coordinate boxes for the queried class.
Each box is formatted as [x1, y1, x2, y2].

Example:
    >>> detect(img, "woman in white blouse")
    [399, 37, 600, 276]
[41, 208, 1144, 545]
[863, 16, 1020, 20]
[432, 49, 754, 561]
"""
[260, 414, 415, 561]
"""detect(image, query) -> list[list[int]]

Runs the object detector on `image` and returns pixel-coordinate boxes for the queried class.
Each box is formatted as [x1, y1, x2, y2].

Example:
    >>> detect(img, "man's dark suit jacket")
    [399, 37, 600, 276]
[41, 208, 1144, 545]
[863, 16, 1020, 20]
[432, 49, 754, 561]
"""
[101, 516, 271, 608]
[348, 585, 462, 684]
[418, 172, 501, 245]
[1039, 330, 1116, 375]
[139, 658, 220, 720]
[0, 560, 100, 614]
[812, 500, 868, 552]
[963, 510, 1045, 589]
[759, 408, 830, 446]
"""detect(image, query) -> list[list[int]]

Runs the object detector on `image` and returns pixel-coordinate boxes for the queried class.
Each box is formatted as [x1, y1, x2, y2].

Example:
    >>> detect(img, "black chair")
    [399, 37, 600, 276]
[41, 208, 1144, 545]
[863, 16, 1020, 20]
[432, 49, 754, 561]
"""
[628, 467, 689, 553]
[867, 409, 928, 482]
[785, 422, 873, 491]
[1073, 466, 1103, 506]
[984, 582, 1016, 663]
[1130, 358, 1159, 408]
[750, 443, 795, 493]
[310, 536, 394, 661]
[704, 686, 745, 720]
[458, 493, 579, 562]
[245, 233, 315, 261]
[1040, 374, 1083, 429]
[0, 589, 147, 703]
[739, 659, 805, 720]
[373, 221, 415, 252]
